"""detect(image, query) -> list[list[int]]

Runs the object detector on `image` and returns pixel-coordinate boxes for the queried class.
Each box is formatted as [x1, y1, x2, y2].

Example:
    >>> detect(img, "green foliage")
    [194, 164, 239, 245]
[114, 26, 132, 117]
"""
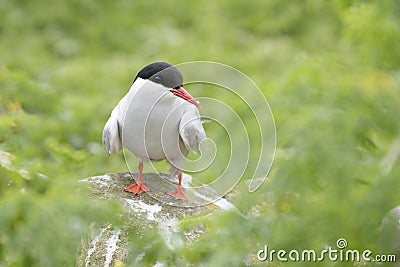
[0, 186, 122, 266]
[1, 0, 400, 266]
[0, 69, 58, 114]
[340, 1, 400, 69]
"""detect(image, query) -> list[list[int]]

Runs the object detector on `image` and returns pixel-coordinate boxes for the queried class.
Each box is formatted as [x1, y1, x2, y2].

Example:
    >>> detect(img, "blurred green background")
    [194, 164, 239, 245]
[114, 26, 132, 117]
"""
[1, 0, 400, 266]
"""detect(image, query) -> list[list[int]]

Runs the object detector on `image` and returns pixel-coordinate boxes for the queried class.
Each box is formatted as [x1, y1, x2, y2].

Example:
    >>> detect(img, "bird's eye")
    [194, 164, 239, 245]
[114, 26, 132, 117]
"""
[173, 85, 181, 90]
[154, 76, 161, 81]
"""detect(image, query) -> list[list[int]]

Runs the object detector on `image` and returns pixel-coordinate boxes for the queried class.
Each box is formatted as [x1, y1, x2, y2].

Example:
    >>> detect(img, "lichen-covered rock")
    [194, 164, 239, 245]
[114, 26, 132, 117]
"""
[78, 172, 236, 266]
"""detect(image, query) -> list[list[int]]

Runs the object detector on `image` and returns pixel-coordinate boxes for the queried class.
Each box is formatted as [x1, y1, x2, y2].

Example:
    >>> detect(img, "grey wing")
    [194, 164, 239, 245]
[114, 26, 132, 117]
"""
[179, 108, 206, 154]
[102, 109, 122, 155]
[102, 83, 140, 156]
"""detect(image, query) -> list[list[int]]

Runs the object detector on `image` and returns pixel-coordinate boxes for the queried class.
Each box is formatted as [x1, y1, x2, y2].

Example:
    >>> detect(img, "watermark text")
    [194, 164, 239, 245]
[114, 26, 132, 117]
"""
[257, 238, 396, 263]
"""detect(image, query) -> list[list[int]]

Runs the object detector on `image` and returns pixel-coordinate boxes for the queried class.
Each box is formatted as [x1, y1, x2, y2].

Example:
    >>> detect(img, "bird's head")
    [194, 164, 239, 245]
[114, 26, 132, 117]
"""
[134, 62, 200, 108]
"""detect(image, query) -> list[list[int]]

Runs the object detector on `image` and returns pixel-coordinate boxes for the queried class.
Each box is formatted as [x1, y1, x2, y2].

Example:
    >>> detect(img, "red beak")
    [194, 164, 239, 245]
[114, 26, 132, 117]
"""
[170, 86, 200, 107]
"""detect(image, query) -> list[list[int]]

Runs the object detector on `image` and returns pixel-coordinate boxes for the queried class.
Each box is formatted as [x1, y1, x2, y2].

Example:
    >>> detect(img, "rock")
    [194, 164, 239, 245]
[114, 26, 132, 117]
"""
[78, 172, 236, 266]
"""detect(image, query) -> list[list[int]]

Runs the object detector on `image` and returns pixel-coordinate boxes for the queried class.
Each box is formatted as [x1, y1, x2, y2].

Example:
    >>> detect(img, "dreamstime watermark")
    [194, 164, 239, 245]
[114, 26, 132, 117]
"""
[257, 238, 397, 263]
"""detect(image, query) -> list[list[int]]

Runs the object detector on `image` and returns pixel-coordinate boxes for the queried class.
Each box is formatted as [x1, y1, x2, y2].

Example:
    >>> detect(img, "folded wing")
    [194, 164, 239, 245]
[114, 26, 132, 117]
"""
[179, 108, 206, 154]
[102, 108, 122, 155]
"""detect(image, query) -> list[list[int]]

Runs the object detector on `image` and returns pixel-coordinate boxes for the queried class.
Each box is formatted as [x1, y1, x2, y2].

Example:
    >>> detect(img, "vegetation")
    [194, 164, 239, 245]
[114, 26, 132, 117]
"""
[1, 0, 400, 266]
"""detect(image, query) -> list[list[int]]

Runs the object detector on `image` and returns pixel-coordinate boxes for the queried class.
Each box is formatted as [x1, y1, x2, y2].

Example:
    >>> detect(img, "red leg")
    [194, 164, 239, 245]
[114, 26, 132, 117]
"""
[125, 161, 150, 194]
[168, 171, 188, 200]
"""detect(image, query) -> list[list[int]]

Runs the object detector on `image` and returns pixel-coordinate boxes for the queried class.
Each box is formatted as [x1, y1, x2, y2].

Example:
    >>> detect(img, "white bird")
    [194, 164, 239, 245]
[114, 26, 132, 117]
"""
[102, 62, 206, 200]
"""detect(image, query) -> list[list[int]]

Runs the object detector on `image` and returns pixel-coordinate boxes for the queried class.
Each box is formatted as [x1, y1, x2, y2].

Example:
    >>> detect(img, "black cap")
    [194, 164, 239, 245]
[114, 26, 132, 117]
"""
[134, 62, 183, 89]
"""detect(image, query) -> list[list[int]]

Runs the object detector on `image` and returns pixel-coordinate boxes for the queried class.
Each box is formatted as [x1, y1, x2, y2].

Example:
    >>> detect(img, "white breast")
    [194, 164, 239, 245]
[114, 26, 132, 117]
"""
[120, 79, 194, 166]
